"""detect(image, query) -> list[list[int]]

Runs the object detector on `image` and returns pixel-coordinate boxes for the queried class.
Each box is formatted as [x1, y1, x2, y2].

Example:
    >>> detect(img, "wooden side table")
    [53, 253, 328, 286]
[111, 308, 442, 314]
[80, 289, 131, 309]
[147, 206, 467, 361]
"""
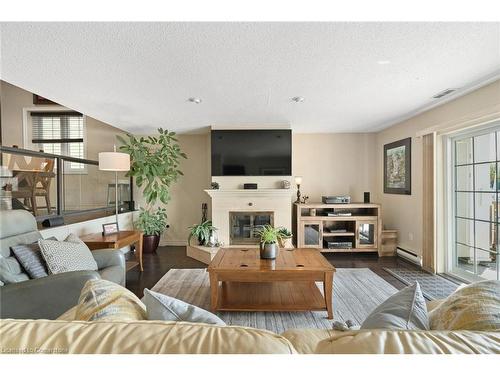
[380, 230, 398, 257]
[80, 230, 143, 272]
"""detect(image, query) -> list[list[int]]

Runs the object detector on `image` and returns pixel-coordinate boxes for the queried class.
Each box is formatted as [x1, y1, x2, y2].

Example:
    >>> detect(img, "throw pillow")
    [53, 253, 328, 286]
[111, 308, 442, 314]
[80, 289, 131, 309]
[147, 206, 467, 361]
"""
[10, 242, 49, 279]
[143, 288, 226, 325]
[75, 279, 147, 321]
[428, 280, 500, 331]
[38, 234, 98, 274]
[361, 282, 429, 330]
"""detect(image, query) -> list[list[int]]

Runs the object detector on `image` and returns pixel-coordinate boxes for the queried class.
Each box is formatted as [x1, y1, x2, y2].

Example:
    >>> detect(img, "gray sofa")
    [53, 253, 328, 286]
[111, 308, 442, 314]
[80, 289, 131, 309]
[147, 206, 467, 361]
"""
[0, 210, 126, 319]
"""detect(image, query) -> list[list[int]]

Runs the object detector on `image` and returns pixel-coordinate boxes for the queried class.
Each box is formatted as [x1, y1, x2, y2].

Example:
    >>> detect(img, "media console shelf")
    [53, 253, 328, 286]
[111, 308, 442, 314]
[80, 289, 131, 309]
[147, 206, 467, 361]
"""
[293, 202, 382, 255]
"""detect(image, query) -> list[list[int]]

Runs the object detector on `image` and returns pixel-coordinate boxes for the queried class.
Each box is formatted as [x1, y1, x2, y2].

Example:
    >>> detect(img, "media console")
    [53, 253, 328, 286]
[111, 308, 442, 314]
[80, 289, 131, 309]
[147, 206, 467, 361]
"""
[293, 202, 382, 255]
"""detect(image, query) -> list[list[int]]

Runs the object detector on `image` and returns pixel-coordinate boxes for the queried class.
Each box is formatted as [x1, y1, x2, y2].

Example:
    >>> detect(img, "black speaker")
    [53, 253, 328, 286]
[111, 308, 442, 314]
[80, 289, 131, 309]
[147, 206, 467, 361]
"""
[364, 192, 370, 203]
[42, 216, 65, 228]
[243, 183, 258, 189]
[127, 200, 135, 211]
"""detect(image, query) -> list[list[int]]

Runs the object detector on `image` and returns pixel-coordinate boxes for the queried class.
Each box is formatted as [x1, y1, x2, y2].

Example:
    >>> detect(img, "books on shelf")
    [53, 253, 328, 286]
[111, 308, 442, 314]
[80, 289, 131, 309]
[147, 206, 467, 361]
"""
[324, 228, 347, 233]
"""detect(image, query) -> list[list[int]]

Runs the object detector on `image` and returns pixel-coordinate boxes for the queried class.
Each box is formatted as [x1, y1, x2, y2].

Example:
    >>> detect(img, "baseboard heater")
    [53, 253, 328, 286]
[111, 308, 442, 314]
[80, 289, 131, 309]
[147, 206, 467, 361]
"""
[396, 247, 422, 266]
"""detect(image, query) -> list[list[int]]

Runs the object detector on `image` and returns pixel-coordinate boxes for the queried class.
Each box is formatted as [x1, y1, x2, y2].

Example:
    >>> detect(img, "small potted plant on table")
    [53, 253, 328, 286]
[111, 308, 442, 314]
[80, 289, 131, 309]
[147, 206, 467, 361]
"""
[257, 225, 282, 259]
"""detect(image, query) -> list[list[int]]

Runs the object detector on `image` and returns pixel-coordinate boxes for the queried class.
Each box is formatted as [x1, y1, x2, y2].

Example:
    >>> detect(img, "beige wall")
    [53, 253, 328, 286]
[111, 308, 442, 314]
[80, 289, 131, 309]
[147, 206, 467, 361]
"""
[0, 81, 33, 147]
[293, 133, 376, 203]
[375, 79, 500, 256]
[158, 134, 212, 245]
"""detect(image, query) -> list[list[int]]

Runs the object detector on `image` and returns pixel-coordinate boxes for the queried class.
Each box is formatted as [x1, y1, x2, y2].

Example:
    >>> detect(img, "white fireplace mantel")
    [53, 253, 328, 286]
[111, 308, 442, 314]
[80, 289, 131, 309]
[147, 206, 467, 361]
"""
[205, 189, 294, 198]
[205, 189, 294, 247]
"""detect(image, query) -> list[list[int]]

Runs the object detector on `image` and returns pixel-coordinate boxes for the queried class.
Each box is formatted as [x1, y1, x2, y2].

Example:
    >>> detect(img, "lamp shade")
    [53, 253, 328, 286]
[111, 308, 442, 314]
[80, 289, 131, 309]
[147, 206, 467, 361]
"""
[98, 152, 130, 171]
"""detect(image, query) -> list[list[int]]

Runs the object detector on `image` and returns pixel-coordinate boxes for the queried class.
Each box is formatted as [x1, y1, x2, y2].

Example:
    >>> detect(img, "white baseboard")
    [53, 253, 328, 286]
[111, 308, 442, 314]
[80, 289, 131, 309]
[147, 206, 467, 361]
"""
[396, 247, 422, 266]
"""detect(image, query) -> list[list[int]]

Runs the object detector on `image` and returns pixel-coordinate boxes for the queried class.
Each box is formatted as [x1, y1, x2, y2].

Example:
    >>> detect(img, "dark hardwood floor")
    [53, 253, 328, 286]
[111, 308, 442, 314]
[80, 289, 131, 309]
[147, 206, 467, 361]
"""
[126, 246, 205, 297]
[126, 246, 419, 297]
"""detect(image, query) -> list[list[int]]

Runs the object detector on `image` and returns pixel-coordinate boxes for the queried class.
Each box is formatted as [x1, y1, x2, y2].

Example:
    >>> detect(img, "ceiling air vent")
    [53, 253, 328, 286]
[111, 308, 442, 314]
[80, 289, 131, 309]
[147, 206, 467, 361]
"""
[432, 88, 458, 99]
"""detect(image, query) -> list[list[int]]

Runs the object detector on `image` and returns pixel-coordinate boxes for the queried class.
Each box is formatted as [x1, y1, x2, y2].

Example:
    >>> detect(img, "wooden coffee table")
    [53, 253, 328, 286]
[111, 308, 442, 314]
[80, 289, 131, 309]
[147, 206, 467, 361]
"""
[207, 248, 335, 319]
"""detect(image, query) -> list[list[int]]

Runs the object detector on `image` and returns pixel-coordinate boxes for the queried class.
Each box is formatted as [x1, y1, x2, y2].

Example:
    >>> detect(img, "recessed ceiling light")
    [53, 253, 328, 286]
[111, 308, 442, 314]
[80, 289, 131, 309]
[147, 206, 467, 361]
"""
[377, 60, 391, 65]
[291, 96, 305, 103]
[188, 97, 202, 104]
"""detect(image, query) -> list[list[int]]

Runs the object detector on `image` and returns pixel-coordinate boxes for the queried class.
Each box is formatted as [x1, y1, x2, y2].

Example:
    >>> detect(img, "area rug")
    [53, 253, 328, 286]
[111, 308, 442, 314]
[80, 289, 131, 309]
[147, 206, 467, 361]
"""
[151, 268, 397, 332]
[383, 267, 460, 300]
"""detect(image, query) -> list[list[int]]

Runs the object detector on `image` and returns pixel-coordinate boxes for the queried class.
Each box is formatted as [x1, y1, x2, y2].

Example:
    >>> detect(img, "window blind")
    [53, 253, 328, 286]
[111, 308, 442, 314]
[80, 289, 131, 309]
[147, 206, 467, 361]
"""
[31, 111, 84, 144]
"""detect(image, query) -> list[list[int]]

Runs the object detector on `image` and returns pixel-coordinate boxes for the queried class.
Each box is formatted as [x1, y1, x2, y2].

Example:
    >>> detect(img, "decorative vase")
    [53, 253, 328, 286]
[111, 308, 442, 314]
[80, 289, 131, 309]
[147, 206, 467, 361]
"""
[260, 242, 279, 259]
[207, 231, 218, 247]
[143, 234, 160, 254]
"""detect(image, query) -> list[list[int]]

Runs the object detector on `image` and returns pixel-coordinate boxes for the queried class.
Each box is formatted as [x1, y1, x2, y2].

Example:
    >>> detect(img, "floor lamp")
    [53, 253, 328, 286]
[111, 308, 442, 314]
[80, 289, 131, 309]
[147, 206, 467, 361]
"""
[98, 146, 130, 227]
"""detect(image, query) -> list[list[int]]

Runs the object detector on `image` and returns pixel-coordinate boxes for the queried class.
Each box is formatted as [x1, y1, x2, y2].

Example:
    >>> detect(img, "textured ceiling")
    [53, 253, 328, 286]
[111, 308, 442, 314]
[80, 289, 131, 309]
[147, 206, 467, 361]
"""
[1, 22, 499, 134]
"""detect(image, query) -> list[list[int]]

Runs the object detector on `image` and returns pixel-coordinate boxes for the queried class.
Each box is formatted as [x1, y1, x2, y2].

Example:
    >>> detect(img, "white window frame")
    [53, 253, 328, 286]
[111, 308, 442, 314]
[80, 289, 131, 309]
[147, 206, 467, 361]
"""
[445, 121, 500, 282]
[22, 106, 88, 174]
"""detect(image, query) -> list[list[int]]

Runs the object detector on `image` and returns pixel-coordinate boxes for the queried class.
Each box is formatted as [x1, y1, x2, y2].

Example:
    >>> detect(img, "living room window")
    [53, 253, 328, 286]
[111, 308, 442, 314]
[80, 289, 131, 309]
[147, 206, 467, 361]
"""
[30, 111, 86, 173]
[449, 124, 500, 281]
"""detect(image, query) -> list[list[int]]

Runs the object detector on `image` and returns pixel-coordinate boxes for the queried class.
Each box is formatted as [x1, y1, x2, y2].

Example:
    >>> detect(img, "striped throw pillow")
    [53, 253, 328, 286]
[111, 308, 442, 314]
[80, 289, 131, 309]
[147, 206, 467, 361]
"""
[10, 242, 49, 279]
[75, 279, 146, 321]
[429, 280, 500, 331]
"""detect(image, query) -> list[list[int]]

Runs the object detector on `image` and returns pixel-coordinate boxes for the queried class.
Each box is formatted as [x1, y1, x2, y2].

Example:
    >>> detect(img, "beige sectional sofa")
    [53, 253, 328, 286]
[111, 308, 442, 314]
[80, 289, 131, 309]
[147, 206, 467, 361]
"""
[283, 328, 500, 354]
[1, 318, 498, 354]
[1, 285, 499, 354]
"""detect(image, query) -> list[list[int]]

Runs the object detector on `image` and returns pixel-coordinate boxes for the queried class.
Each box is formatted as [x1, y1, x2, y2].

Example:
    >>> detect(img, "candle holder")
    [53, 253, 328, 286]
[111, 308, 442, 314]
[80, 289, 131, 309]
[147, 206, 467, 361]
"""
[295, 183, 302, 203]
[294, 176, 303, 204]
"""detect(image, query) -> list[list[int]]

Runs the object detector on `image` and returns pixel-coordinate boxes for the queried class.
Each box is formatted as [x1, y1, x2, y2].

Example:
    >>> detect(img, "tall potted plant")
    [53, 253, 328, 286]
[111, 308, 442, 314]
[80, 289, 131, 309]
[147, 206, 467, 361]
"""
[118, 128, 187, 253]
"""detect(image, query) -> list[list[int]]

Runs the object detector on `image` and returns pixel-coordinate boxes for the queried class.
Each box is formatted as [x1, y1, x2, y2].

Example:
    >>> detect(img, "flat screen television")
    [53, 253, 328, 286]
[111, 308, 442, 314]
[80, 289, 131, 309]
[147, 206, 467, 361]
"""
[211, 129, 292, 176]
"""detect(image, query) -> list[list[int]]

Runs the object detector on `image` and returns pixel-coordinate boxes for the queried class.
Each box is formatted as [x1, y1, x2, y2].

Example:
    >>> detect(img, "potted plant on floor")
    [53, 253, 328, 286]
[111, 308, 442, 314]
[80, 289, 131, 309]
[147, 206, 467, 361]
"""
[118, 128, 187, 253]
[135, 207, 168, 253]
[188, 220, 217, 247]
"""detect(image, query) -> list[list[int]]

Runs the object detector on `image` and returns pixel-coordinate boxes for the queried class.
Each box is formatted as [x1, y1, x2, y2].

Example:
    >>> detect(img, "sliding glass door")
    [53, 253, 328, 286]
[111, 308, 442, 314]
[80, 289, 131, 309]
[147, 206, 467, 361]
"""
[449, 125, 499, 281]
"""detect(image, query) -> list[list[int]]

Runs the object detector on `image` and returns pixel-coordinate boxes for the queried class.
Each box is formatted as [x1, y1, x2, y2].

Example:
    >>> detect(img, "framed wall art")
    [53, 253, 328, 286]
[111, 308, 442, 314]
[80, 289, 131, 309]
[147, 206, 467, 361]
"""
[384, 137, 411, 195]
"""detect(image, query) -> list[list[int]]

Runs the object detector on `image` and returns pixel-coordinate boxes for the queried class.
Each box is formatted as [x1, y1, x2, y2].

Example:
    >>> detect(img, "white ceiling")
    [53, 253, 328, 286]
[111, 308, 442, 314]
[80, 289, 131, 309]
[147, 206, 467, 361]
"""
[1, 22, 499, 134]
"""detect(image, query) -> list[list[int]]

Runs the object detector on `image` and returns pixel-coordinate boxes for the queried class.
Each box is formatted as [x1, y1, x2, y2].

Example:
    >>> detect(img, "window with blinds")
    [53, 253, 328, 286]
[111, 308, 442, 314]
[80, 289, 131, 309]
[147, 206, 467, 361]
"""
[31, 111, 85, 171]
